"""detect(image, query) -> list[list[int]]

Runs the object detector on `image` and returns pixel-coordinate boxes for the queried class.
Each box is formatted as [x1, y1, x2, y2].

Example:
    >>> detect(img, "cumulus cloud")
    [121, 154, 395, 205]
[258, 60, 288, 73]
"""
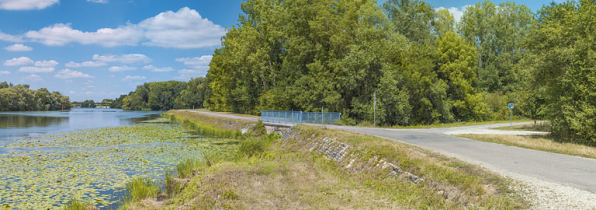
[5, 44, 32, 52]
[65, 61, 107, 68]
[4, 57, 33, 66]
[138, 7, 226, 48]
[34, 60, 59, 67]
[87, 0, 107, 3]
[0, 70, 10, 74]
[142, 65, 174, 72]
[108, 65, 138, 72]
[19, 66, 54, 73]
[25, 23, 143, 47]
[0, 0, 58, 10]
[436, 5, 470, 24]
[55, 69, 94, 79]
[0, 31, 24, 42]
[122, 75, 146, 81]
[2, 7, 225, 49]
[22, 74, 42, 82]
[93, 54, 152, 64]
[175, 55, 212, 69]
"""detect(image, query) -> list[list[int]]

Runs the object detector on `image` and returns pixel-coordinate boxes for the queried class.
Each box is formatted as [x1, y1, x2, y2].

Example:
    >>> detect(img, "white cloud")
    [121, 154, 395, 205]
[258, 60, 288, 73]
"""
[65, 61, 107, 68]
[34, 60, 59, 67]
[55, 69, 94, 79]
[3, 7, 224, 49]
[4, 57, 33, 66]
[175, 55, 212, 69]
[25, 23, 143, 47]
[69, 91, 75, 94]
[93, 54, 152, 64]
[87, 0, 107, 3]
[19, 66, 54, 73]
[0, 0, 58, 10]
[108, 65, 138, 72]
[0, 31, 23, 42]
[176, 69, 206, 80]
[0, 70, 10, 74]
[138, 7, 226, 48]
[436, 5, 470, 24]
[142, 65, 174, 72]
[22, 74, 42, 82]
[122, 75, 146, 81]
[5, 44, 32, 51]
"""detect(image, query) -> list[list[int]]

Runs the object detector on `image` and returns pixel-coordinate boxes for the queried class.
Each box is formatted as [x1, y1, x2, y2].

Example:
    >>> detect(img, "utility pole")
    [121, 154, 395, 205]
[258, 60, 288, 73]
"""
[322, 106, 324, 126]
[374, 91, 376, 128]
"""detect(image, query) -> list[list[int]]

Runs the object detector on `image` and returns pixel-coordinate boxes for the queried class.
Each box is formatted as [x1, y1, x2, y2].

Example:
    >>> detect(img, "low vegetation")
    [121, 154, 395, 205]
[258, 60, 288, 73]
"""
[495, 122, 551, 132]
[459, 134, 596, 160]
[62, 199, 91, 210]
[121, 111, 527, 209]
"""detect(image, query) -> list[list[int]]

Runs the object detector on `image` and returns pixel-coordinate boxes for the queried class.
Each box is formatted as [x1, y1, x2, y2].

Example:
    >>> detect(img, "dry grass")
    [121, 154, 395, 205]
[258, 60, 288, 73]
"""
[459, 134, 596, 159]
[495, 122, 551, 132]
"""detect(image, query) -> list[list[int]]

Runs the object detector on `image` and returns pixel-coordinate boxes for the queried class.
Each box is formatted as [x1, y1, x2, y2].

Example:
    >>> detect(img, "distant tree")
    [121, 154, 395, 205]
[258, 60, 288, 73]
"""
[81, 100, 96, 108]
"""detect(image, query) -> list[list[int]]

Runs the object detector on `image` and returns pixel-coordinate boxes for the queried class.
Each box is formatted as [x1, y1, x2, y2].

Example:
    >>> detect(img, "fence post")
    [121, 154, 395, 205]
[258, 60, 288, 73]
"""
[300, 111, 303, 124]
[285, 112, 288, 124]
[322, 106, 324, 126]
[339, 113, 341, 125]
[261, 110, 263, 122]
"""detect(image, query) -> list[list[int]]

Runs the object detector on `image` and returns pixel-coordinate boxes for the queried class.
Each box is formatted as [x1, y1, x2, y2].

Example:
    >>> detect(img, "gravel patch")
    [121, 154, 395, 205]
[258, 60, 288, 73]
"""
[436, 150, 596, 210]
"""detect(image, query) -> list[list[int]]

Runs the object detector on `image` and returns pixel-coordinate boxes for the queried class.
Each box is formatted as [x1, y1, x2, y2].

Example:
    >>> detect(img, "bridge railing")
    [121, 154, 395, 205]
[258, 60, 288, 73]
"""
[261, 110, 341, 125]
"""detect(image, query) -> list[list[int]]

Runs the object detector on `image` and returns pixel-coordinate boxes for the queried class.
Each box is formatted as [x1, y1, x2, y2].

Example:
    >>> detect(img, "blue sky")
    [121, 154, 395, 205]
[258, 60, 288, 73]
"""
[0, 0, 560, 101]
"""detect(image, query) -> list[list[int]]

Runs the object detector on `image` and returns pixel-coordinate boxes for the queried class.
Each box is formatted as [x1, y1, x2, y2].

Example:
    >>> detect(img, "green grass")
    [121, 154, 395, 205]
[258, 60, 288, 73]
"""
[122, 177, 160, 203]
[62, 199, 91, 210]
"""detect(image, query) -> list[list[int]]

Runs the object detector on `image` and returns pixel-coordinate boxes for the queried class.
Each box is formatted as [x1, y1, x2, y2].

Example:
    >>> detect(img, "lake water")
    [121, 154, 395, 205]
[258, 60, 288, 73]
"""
[0, 108, 162, 142]
[0, 108, 232, 209]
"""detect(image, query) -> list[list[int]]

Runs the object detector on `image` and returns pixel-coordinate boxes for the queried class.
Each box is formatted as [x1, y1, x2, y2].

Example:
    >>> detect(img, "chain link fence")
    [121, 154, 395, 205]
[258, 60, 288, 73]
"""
[261, 110, 341, 125]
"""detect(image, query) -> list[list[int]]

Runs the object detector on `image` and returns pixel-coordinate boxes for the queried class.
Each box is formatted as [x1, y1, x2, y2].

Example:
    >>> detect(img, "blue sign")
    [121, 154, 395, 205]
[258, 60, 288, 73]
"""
[508, 103, 514, 109]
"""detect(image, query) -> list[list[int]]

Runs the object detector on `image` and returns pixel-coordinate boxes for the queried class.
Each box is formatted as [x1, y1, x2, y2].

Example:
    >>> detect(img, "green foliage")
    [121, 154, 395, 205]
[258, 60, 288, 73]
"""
[526, 0, 596, 145]
[238, 136, 275, 158]
[123, 177, 160, 203]
[176, 158, 203, 178]
[176, 77, 209, 109]
[80, 100, 96, 108]
[62, 199, 91, 210]
[0, 82, 71, 111]
[122, 81, 188, 110]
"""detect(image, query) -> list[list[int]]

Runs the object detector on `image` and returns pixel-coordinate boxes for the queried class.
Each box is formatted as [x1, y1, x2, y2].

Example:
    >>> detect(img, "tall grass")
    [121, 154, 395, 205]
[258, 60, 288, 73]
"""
[62, 199, 91, 210]
[122, 177, 160, 203]
[165, 113, 243, 139]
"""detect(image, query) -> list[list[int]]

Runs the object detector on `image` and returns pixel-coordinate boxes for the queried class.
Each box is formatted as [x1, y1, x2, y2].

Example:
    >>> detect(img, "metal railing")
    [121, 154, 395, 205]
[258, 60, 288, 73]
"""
[261, 110, 341, 125]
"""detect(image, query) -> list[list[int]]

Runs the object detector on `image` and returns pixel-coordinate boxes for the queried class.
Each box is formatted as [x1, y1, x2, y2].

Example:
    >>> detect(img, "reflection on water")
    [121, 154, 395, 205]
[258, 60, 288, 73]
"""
[0, 108, 162, 141]
[0, 114, 67, 129]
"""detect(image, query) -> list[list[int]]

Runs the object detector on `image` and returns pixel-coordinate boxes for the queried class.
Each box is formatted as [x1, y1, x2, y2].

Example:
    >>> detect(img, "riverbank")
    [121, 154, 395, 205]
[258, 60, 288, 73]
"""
[120, 110, 528, 209]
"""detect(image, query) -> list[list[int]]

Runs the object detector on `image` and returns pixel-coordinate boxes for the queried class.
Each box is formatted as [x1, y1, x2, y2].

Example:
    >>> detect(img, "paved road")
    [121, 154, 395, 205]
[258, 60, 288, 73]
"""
[186, 110, 596, 194]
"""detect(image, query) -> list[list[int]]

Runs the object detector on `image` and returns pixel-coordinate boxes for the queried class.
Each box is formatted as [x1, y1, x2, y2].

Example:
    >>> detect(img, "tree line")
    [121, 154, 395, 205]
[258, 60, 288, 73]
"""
[114, 0, 596, 145]
[110, 78, 209, 111]
[0, 81, 71, 111]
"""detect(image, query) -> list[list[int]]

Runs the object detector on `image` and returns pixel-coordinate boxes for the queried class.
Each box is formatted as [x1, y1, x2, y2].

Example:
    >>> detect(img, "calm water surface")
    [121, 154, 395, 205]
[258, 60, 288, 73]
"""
[0, 108, 162, 141]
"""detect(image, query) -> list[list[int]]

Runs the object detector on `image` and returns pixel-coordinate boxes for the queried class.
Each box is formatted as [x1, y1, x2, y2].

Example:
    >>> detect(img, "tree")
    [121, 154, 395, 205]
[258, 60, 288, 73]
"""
[526, 0, 596, 145]
[81, 100, 96, 108]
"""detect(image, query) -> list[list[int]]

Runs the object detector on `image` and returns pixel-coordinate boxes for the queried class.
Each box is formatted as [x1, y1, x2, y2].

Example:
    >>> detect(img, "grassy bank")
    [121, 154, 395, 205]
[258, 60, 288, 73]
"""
[120, 111, 527, 209]
[495, 122, 551, 132]
[459, 134, 596, 160]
